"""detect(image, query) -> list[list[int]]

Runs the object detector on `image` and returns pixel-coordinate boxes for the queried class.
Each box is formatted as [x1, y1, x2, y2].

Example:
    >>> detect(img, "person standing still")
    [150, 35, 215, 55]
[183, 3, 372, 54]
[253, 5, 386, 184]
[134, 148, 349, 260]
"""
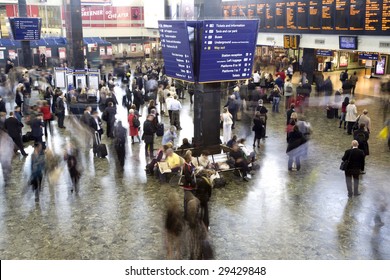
[350, 71, 358, 96]
[143, 114, 157, 158]
[220, 107, 233, 144]
[345, 99, 357, 135]
[56, 92, 66, 129]
[342, 140, 365, 198]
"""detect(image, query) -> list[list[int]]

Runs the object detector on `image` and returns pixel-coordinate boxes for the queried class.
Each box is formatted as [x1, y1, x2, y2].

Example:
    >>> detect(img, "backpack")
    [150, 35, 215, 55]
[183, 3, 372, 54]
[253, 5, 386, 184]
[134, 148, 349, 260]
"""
[133, 116, 140, 128]
[355, 131, 366, 144]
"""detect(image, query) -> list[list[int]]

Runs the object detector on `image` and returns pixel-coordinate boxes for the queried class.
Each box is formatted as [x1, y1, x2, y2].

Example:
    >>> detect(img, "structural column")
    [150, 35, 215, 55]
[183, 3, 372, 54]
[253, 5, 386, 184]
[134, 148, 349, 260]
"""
[193, 83, 221, 147]
[18, 0, 32, 68]
[301, 48, 316, 84]
[63, 0, 84, 69]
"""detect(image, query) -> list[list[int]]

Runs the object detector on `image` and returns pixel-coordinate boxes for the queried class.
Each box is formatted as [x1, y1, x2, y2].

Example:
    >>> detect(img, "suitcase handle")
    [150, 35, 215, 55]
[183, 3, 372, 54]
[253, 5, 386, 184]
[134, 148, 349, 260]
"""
[94, 131, 101, 145]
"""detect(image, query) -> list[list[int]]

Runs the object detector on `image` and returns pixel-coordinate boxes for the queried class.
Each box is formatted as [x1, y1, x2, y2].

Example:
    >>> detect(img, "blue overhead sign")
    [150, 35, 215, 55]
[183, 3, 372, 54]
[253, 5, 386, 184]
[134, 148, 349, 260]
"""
[158, 20, 195, 82]
[9, 17, 42, 41]
[316, 50, 334, 57]
[358, 52, 379, 60]
[198, 20, 259, 83]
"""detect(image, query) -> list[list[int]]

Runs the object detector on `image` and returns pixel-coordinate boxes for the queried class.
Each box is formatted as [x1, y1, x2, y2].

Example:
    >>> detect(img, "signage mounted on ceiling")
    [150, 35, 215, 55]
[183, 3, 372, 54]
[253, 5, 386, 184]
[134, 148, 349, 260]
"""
[158, 19, 259, 83]
[9, 17, 42, 41]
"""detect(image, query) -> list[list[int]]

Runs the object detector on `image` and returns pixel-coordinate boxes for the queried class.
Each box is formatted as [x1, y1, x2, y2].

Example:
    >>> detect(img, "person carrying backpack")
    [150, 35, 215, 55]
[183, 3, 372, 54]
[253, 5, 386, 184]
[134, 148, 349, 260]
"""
[353, 123, 369, 173]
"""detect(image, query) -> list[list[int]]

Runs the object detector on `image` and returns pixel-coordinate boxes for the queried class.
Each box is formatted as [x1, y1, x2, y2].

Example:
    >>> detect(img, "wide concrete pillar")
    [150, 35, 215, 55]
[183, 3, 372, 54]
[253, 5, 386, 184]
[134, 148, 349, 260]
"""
[193, 83, 221, 147]
[302, 48, 316, 84]
[63, 0, 84, 69]
[18, 0, 32, 68]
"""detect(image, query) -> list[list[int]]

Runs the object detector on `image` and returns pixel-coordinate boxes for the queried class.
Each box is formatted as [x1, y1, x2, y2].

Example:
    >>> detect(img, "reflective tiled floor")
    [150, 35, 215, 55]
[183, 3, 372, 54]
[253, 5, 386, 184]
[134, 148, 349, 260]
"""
[0, 71, 389, 259]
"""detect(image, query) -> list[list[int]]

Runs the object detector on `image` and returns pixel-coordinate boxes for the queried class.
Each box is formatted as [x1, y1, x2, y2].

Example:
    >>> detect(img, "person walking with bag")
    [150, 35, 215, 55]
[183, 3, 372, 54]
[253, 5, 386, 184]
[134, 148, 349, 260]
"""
[220, 107, 233, 144]
[341, 140, 365, 198]
[128, 109, 141, 144]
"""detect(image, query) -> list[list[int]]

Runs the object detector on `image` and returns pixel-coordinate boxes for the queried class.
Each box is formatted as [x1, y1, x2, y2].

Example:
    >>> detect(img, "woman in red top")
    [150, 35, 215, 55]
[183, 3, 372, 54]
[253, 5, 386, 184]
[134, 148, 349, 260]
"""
[40, 100, 52, 138]
[128, 109, 141, 144]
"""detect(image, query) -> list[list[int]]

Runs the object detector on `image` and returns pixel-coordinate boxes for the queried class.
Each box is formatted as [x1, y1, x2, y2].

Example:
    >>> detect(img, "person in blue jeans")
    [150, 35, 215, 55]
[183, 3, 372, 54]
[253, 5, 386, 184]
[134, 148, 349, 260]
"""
[271, 85, 282, 113]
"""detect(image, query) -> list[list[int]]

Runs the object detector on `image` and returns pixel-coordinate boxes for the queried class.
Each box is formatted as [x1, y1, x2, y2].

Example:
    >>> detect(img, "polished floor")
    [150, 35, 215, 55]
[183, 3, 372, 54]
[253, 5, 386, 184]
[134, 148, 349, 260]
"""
[0, 71, 389, 260]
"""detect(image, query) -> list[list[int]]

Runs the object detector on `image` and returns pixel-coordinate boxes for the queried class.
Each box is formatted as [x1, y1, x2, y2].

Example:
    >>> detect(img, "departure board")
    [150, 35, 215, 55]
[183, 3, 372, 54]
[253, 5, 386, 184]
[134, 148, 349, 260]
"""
[350, 0, 365, 31]
[335, 0, 349, 31]
[322, 0, 335, 30]
[365, 0, 381, 31]
[286, 2, 297, 29]
[275, 3, 286, 29]
[308, 0, 321, 30]
[297, 1, 309, 30]
[383, 0, 390, 31]
[222, 0, 390, 35]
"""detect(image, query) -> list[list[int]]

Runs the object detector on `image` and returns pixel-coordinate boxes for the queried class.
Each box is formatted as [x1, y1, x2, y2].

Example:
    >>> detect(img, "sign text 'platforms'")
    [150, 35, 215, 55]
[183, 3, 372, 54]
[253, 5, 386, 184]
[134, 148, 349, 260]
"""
[9, 17, 42, 41]
[199, 20, 259, 83]
[158, 21, 195, 82]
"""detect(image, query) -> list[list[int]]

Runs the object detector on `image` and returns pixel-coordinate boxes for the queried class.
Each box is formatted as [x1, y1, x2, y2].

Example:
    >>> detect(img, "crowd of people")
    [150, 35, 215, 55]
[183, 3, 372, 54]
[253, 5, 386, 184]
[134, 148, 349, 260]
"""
[0, 55, 389, 258]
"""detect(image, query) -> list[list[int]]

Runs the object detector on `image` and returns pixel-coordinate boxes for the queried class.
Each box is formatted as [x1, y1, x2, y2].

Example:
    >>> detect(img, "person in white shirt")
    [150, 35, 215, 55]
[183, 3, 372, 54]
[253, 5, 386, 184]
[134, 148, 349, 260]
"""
[237, 138, 256, 162]
[253, 70, 260, 85]
[346, 99, 358, 135]
[168, 95, 182, 130]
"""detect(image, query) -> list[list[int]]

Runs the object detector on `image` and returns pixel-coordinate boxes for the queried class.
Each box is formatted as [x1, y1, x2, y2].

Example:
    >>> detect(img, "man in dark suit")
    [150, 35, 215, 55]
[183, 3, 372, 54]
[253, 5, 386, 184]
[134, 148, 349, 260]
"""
[31, 113, 44, 144]
[80, 106, 93, 127]
[90, 111, 103, 142]
[342, 140, 365, 198]
[4, 112, 28, 156]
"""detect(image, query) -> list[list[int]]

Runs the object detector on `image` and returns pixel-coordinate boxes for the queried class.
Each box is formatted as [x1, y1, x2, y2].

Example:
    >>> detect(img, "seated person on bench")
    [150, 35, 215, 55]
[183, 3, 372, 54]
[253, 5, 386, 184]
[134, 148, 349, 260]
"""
[197, 150, 214, 169]
[156, 147, 181, 182]
[179, 138, 193, 150]
[146, 143, 172, 175]
[237, 138, 256, 163]
[229, 143, 251, 182]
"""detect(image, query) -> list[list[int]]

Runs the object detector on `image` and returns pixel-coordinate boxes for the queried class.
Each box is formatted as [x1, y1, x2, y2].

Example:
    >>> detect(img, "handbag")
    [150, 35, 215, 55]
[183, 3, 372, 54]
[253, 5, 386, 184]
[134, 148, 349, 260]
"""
[340, 149, 352, 171]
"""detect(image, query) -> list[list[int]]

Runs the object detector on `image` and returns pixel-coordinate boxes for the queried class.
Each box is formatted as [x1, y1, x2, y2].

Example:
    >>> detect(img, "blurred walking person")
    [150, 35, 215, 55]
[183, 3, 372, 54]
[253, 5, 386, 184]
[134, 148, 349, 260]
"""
[220, 107, 233, 144]
[30, 142, 45, 202]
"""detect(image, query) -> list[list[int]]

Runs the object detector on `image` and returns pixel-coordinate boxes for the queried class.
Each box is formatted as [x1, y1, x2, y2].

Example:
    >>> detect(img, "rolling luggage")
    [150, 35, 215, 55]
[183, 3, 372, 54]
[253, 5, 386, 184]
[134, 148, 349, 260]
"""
[156, 123, 164, 137]
[326, 107, 335, 119]
[94, 132, 107, 158]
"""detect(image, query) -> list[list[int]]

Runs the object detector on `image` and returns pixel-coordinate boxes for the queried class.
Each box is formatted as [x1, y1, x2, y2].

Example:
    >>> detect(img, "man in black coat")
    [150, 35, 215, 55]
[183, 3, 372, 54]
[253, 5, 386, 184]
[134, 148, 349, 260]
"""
[113, 121, 127, 170]
[4, 112, 28, 156]
[31, 113, 44, 144]
[143, 114, 157, 158]
[80, 106, 93, 127]
[342, 140, 365, 198]
[56, 92, 66, 129]
[103, 102, 116, 138]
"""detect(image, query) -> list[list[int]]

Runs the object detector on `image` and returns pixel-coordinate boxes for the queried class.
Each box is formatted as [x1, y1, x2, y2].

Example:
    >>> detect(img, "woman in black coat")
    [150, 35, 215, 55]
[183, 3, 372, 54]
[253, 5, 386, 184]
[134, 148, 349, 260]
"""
[286, 125, 306, 171]
[252, 111, 265, 148]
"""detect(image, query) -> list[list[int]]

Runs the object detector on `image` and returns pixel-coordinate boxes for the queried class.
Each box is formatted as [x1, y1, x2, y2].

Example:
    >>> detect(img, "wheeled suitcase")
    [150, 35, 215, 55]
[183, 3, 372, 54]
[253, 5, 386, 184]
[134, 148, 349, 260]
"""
[326, 107, 335, 119]
[94, 132, 108, 158]
[156, 123, 164, 137]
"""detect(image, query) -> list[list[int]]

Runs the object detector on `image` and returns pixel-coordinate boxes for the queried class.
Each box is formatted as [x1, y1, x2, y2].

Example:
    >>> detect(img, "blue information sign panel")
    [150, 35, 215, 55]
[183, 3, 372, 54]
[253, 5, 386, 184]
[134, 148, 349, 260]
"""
[158, 20, 195, 82]
[9, 17, 42, 41]
[199, 20, 259, 83]
[358, 52, 379, 60]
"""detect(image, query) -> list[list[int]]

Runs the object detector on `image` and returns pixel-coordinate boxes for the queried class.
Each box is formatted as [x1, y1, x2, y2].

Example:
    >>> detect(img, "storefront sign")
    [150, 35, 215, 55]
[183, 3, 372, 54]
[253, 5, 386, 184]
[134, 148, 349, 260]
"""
[45, 48, 52, 58]
[0, 51, 4, 60]
[99, 46, 105, 56]
[106, 46, 112, 56]
[81, 6, 143, 27]
[59, 47, 66, 59]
